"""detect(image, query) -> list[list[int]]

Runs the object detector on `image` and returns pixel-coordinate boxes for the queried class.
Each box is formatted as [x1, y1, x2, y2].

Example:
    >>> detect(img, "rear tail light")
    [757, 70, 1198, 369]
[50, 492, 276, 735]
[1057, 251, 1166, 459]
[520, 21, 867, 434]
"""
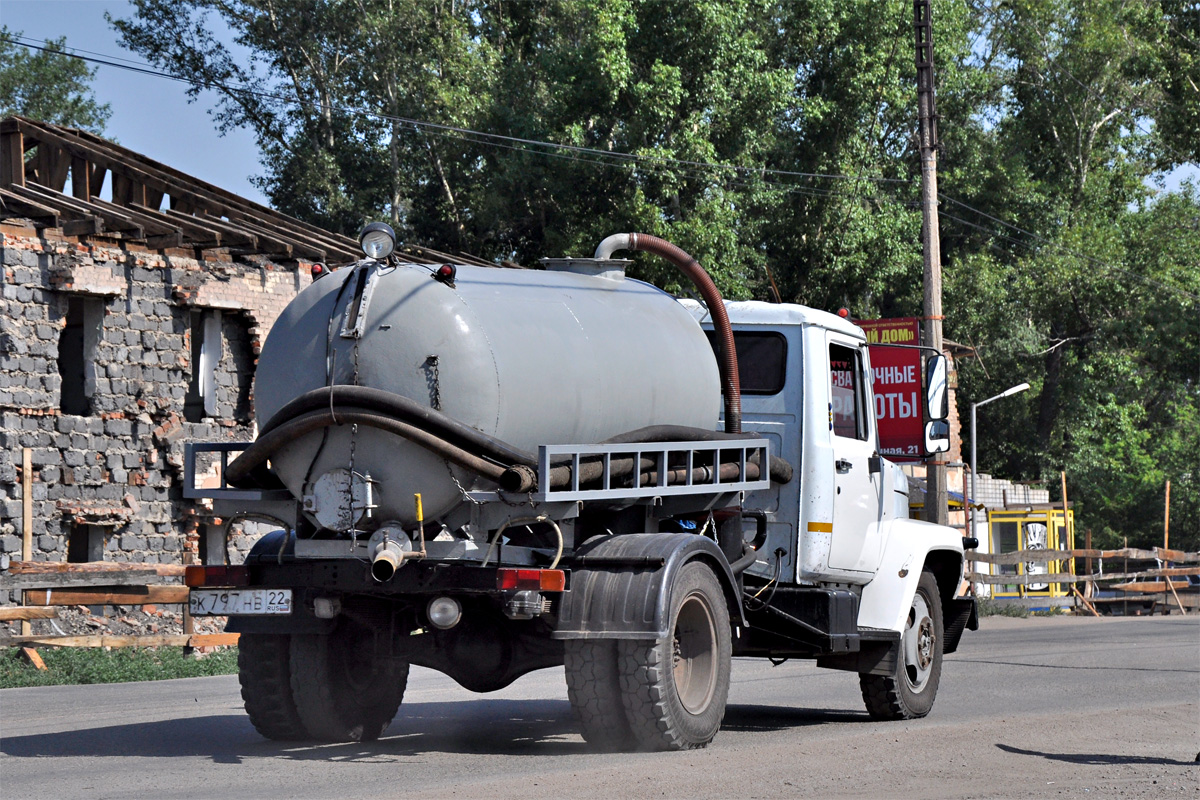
[185, 565, 250, 587]
[496, 568, 566, 592]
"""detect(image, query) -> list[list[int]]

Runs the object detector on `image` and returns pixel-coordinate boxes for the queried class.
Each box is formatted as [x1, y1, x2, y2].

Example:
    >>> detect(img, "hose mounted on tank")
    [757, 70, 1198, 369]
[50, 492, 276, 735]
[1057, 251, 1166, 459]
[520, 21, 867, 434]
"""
[593, 233, 742, 435]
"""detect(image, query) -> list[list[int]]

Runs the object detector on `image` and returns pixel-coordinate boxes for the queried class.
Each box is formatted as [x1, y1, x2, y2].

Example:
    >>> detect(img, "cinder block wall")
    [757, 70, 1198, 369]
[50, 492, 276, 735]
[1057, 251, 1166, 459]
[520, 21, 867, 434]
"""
[0, 227, 312, 596]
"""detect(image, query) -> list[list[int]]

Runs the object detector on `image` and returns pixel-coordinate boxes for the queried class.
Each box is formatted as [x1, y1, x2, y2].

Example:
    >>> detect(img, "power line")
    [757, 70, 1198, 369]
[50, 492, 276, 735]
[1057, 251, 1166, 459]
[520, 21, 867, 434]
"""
[940, 197, 1200, 301]
[6, 35, 1195, 301]
[8, 35, 909, 188]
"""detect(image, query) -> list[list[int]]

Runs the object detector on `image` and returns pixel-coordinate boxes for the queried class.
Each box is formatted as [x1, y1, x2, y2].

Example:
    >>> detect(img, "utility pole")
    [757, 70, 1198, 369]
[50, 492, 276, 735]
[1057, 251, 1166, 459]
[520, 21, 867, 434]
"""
[914, 0, 948, 526]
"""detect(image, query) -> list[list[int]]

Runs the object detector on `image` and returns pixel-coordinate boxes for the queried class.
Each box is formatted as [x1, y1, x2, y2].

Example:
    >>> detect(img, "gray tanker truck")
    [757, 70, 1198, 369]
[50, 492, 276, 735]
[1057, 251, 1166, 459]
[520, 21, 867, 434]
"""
[184, 226, 977, 751]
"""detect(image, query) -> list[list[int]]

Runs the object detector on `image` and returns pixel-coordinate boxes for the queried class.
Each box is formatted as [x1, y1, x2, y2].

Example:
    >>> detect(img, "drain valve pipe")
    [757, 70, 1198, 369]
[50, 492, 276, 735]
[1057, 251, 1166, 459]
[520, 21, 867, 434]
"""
[371, 493, 429, 582]
[370, 537, 406, 582]
[593, 233, 742, 434]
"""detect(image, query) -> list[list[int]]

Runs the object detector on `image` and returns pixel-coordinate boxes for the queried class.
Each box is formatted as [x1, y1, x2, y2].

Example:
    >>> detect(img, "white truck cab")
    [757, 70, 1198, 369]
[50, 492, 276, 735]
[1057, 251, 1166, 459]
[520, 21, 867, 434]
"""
[685, 298, 974, 656]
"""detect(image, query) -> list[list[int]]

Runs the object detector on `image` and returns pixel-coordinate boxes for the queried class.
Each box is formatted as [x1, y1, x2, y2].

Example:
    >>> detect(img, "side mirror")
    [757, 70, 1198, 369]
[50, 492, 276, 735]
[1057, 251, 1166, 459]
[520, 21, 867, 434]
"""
[925, 354, 948, 421]
[924, 420, 950, 455]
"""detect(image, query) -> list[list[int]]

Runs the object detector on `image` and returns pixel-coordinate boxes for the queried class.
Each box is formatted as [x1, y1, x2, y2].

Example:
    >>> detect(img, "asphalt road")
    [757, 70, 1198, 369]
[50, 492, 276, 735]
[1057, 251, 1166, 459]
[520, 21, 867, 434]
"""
[1, 615, 1196, 799]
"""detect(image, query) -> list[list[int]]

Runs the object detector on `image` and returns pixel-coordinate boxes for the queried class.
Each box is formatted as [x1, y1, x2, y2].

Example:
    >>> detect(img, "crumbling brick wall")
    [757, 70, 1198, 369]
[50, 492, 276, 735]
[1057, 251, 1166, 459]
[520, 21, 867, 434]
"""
[0, 226, 313, 599]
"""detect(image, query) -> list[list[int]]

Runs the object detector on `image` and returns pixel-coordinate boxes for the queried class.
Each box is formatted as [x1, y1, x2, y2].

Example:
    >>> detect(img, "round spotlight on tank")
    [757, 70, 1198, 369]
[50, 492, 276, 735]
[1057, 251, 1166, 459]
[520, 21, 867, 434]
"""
[427, 596, 462, 630]
[359, 222, 397, 260]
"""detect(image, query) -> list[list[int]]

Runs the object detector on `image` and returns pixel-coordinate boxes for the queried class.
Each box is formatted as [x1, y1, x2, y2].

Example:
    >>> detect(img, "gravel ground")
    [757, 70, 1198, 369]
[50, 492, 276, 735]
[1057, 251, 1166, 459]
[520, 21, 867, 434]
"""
[2, 604, 225, 638]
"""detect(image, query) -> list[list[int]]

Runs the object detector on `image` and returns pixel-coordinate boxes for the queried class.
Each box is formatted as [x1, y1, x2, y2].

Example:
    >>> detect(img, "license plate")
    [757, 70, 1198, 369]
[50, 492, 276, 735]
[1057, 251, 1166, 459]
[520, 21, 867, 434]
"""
[189, 588, 293, 616]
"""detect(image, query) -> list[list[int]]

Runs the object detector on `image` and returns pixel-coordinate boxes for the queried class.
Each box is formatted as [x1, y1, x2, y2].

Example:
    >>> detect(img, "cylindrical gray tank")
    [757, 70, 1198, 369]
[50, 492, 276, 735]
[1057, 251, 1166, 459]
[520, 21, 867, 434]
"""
[253, 261, 721, 527]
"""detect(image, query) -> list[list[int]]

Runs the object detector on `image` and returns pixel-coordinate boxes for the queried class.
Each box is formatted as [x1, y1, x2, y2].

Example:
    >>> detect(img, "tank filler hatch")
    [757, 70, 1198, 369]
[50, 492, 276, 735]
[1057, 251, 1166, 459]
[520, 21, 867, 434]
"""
[539, 258, 630, 281]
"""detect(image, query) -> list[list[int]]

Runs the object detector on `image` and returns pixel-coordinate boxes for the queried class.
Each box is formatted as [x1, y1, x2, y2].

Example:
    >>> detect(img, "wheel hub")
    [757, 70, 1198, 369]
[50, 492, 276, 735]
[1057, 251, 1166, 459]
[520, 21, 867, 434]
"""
[673, 592, 718, 715]
[903, 592, 936, 692]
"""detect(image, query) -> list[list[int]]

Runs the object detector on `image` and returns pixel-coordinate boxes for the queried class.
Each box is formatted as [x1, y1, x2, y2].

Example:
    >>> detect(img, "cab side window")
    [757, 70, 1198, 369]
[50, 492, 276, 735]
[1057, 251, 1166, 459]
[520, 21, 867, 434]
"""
[704, 331, 788, 395]
[830, 343, 867, 440]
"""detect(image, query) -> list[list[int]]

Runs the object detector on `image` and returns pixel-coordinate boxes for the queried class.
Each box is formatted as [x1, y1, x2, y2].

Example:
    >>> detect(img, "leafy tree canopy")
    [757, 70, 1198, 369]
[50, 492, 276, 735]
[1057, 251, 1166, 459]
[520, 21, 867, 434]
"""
[110, 0, 1199, 549]
[0, 28, 110, 134]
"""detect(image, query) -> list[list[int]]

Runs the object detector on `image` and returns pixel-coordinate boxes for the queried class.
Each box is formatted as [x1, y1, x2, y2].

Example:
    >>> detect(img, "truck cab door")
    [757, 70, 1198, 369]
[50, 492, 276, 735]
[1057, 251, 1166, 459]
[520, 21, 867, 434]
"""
[826, 336, 885, 572]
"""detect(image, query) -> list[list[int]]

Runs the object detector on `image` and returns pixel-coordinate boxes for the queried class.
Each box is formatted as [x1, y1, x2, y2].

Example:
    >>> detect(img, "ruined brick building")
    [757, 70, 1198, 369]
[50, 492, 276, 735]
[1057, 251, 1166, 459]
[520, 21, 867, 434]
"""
[0, 117, 480, 601]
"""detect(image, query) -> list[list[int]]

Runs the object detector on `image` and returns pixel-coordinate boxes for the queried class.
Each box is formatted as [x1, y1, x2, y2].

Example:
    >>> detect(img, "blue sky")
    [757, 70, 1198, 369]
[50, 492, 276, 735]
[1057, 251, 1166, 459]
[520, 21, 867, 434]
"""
[2, 0, 1194, 209]
[3, 0, 268, 204]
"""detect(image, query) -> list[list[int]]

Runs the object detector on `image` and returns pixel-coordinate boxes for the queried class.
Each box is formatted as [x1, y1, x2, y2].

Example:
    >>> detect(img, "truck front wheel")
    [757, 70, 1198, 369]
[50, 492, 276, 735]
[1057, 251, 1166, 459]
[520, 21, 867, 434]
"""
[618, 561, 732, 750]
[289, 625, 408, 742]
[860, 570, 943, 720]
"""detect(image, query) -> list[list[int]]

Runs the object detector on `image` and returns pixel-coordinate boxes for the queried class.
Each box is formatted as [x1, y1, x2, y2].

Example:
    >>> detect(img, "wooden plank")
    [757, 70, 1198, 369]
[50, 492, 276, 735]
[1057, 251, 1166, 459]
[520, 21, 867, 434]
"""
[112, 171, 130, 205]
[45, 143, 70, 192]
[1, 129, 24, 186]
[21, 447, 31, 638]
[15, 184, 144, 237]
[7, 184, 101, 222]
[61, 217, 104, 237]
[0, 187, 60, 225]
[6, 561, 186, 576]
[233, 216, 324, 260]
[0, 571, 183, 590]
[0, 632, 240, 648]
[191, 632, 240, 647]
[971, 546, 1200, 566]
[145, 231, 185, 250]
[1071, 587, 1101, 618]
[90, 196, 186, 237]
[71, 155, 90, 199]
[23, 585, 190, 606]
[35, 141, 51, 186]
[968, 565, 1200, 586]
[0, 606, 59, 621]
[9, 183, 109, 222]
[1168, 576, 1187, 616]
[20, 647, 47, 670]
[160, 207, 260, 250]
[89, 163, 106, 196]
[2, 634, 189, 648]
[1108, 580, 1189, 593]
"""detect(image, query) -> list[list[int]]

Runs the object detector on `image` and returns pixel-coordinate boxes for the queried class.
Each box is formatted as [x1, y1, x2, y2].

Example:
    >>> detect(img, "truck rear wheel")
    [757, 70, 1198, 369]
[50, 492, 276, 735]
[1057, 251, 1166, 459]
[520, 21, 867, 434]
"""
[860, 570, 943, 720]
[565, 640, 636, 751]
[289, 625, 408, 742]
[238, 633, 307, 740]
[618, 561, 732, 750]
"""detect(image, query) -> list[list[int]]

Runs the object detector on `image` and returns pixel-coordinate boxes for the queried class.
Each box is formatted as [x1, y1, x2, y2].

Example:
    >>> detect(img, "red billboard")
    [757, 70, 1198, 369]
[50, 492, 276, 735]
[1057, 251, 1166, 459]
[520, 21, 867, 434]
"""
[858, 318, 923, 460]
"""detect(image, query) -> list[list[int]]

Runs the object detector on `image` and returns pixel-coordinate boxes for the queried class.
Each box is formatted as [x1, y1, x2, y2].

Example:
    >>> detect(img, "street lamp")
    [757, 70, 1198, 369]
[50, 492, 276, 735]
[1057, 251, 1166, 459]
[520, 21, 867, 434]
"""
[969, 382, 1031, 546]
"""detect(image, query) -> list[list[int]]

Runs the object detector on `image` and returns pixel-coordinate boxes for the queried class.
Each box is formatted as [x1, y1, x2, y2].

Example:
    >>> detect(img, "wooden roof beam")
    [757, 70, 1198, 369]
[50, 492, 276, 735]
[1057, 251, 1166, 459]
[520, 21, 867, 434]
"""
[90, 197, 198, 239]
[6, 118, 359, 256]
[13, 183, 144, 238]
[159, 208, 263, 251]
[0, 187, 60, 226]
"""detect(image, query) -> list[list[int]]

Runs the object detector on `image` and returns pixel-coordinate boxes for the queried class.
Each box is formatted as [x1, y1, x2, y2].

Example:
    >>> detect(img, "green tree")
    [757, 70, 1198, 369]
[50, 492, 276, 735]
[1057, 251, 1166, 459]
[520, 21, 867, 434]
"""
[107, 0, 1199, 548]
[1156, 1, 1200, 165]
[0, 28, 110, 133]
[940, 1, 1199, 549]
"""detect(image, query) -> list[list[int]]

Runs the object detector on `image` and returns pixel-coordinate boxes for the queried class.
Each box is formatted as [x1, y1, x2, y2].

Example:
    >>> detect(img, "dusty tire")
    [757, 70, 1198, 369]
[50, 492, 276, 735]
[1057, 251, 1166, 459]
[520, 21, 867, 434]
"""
[860, 570, 943, 720]
[289, 625, 408, 742]
[618, 561, 732, 751]
[565, 640, 636, 751]
[238, 633, 307, 740]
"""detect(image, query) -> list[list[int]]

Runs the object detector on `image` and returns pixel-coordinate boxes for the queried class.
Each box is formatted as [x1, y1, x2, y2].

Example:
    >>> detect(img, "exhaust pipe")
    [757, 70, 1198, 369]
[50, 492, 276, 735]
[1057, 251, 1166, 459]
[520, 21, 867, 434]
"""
[371, 539, 408, 582]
